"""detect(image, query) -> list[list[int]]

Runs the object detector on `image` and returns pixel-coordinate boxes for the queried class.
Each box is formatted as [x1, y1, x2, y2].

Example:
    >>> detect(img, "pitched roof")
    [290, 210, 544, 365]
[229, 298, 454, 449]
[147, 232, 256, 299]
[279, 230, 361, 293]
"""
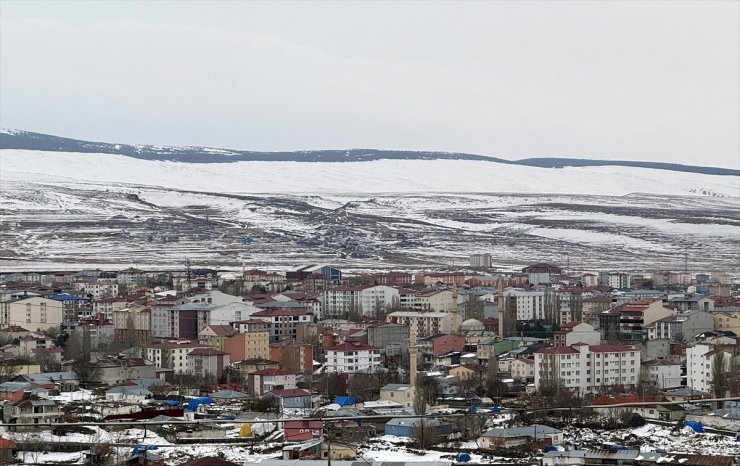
[188, 348, 229, 357]
[268, 388, 310, 398]
[589, 344, 637, 353]
[202, 325, 238, 336]
[249, 368, 290, 376]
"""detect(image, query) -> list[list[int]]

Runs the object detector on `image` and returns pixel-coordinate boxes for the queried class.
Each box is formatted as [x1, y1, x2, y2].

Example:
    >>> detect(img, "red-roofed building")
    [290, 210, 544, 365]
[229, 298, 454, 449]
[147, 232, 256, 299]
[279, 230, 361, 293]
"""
[186, 347, 230, 380]
[247, 368, 296, 396]
[283, 420, 323, 441]
[325, 341, 381, 373]
[198, 324, 238, 351]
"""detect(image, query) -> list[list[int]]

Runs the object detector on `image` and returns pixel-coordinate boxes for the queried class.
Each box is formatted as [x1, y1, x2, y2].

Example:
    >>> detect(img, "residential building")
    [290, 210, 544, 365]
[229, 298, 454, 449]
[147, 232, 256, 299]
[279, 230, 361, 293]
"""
[379, 384, 414, 408]
[366, 323, 408, 358]
[117, 267, 147, 287]
[712, 308, 740, 336]
[414, 289, 454, 312]
[359, 286, 400, 317]
[325, 342, 381, 373]
[669, 296, 714, 313]
[265, 388, 312, 410]
[640, 359, 682, 389]
[608, 299, 675, 343]
[322, 286, 366, 319]
[522, 263, 562, 285]
[470, 254, 493, 268]
[48, 292, 90, 322]
[502, 290, 546, 321]
[686, 343, 732, 394]
[186, 348, 230, 380]
[420, 334, 465, 357]
[449, 364, 486, 382]
[534, 344, 641, 395]
[283, 419, 323, 441]
[252, 308, 313, 343]
[270, 342, 314, 374]
[223, 328, 270, 362]
[79, 281, 119, 299]
[105, 386, 153, 402]
[113, 304, 152, 343]
[142, 341, 211, 374]
[247, 368, 296, 397]
[2, 399, 61, 429]
[6, 297, 63, 332]
[386, 311, 454, 337]
[93, 297, 129, 321]
[606, 272, 630, 290]
[553, 321, 601, 347]
[477, 425, 563, 449]
[199, 324, 238, 351]
[91, 357, 156, 385]
[510, 358, 535, 382]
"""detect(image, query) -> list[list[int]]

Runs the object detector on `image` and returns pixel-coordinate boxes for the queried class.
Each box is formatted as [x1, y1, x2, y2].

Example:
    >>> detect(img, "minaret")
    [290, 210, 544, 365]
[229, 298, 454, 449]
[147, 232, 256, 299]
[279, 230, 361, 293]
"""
[451, 282, 460, 333]
[409, 328, 418, 387]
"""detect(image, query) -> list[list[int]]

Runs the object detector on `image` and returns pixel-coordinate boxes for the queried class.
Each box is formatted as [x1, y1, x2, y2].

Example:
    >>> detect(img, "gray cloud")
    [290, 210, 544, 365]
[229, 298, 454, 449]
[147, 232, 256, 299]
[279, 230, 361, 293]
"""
[1, 1, 738, 168]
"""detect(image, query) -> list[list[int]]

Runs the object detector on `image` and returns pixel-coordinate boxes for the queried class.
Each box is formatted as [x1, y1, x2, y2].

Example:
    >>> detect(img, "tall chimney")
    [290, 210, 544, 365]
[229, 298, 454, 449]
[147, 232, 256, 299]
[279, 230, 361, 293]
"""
[409, 328, 417, 387]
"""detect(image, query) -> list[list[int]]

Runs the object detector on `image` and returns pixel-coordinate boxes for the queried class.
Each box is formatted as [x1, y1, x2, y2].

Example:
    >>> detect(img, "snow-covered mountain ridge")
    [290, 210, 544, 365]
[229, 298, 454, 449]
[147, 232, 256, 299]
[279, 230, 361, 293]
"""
[1, 128, 738, 176]
[1, 149, 738, 197]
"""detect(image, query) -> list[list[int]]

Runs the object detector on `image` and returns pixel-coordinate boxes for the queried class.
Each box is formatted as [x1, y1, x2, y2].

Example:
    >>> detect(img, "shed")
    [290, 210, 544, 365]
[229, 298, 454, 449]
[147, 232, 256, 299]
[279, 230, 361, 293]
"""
[384, 417, 453, 438]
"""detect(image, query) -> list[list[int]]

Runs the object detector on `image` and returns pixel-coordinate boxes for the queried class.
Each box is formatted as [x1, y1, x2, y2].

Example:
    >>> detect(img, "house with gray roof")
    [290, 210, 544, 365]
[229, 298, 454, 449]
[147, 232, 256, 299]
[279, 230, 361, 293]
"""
[105, 385, 153, 402]
[477, 424, 563, 449]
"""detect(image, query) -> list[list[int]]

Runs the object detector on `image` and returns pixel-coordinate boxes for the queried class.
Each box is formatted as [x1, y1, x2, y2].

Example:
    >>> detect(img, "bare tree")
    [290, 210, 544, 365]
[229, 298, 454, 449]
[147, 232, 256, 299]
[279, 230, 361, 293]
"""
[711, 349, 729, 399]
[413, 376, 427, 415]
[0, 361, 18, 383]
[347, 373, 381, 401]
[412, 419, 440, 450]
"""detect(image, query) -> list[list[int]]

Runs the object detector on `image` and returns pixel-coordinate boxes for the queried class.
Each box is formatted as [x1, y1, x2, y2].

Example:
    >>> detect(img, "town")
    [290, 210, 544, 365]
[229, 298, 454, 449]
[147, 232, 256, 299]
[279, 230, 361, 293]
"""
[0, 259, 737, 465]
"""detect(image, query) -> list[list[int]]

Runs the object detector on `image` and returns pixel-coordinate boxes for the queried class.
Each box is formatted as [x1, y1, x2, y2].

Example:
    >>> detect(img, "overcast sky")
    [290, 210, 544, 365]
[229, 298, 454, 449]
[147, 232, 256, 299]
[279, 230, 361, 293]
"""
[1, 1, 738, 167]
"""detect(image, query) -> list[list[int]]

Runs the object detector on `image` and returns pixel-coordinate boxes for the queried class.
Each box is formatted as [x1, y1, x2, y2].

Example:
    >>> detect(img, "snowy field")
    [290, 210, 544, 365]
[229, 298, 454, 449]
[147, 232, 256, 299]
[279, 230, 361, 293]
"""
[2, 149, 739, 196]
[1, 149, 739, 272]
[3, 422, 739, 465]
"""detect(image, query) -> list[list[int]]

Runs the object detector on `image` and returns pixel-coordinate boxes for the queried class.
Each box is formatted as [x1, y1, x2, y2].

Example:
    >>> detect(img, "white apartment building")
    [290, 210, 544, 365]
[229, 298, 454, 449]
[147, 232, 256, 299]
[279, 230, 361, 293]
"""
[187, 290, 243, 306]
[640, 359, 682, 389]
[325, 342, 381, 373]
[322, 286, 366, 319]
[414, 289, 454, 312]
[142, 341, 211, 374]
[686, 343, 732, 394]
[208, 302, 261, 326]
[6, 297, 63, 332]
[359, 286, 400, 316]
[534, 344, 641, 395]
[117, 268, 147, 287]
[504, 290, 546, 321]
[470, 254, 493, 268]
[386, 310, 456, 337]
[398, 289, 417, 309]
[607, 273, 630, 290]
[93, 297, 129, 321]
[78, 281, 119, 299]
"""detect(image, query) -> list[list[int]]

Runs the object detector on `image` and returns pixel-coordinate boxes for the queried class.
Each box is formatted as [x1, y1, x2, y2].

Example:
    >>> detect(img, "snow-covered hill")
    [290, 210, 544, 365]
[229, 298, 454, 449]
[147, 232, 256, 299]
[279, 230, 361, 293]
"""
[1, 149, 738, 197]
[1, 148, 738, 272]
